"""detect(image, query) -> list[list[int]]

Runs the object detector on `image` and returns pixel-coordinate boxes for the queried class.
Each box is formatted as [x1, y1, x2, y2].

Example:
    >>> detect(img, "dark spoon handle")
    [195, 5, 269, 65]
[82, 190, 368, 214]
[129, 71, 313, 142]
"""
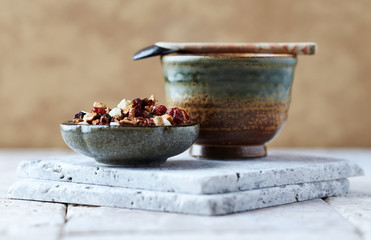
[132, 45, 178, 60]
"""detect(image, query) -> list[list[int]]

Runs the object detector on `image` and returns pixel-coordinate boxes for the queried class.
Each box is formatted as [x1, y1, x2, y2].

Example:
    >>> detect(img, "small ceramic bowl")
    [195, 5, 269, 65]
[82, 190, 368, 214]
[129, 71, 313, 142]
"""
[60, 122, 199, 166]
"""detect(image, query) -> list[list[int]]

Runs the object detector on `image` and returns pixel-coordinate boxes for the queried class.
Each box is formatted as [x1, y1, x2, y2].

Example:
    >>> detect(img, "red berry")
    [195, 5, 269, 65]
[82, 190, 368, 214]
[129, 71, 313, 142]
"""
[142, 98, 149, 108]
[153, 105, 167, 116]
[132, 98, 150, 117]
[173, 109, 184, 124]
[166, 107, 178, 116]
[181, 109, 189, 121]
[132, 98, 140, 107]
[134, 107, 143, 117]
[92, 107, 106, 115]
[167, 107, 184, 125]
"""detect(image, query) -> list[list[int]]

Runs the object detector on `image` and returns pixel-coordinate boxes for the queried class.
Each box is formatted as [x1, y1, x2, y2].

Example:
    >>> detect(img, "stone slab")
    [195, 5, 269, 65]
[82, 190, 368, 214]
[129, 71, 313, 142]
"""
[0, 149, 74, 198]
[0, 198, 66, 240]
[62, 232, 361, 240]
[16, 151, 363, 194]
[325, 194, 371, 240]
[8, 178, 349, 215]
[60, 200, 361, 240]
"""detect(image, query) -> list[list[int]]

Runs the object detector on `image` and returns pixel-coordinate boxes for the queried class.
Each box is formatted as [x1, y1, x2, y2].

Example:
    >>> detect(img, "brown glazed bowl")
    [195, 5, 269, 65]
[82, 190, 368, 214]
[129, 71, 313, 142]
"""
[161, 53, 297, 159]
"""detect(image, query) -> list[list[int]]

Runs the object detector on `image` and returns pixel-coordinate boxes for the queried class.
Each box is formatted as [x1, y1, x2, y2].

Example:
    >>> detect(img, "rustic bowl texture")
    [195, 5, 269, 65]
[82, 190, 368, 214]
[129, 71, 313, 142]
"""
[162, 53, 297, 159]
[60, 122, 200, 166]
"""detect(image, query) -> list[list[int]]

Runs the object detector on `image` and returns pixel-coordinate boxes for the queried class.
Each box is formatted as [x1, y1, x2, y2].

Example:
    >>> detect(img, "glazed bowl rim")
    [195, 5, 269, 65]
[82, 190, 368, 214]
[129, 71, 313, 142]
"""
[162, 53, 297, 59]
[60, 121, 199, 129]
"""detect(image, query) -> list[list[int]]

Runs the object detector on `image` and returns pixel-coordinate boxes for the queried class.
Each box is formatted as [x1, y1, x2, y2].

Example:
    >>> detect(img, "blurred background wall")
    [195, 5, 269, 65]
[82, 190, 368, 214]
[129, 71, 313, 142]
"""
[0, 0, 370, 148]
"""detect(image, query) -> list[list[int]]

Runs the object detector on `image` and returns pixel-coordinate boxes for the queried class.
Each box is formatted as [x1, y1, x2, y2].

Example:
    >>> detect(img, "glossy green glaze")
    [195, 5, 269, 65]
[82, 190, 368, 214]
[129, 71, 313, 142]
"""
[60, 122, 199, 166]
[161, 54, 297, 159]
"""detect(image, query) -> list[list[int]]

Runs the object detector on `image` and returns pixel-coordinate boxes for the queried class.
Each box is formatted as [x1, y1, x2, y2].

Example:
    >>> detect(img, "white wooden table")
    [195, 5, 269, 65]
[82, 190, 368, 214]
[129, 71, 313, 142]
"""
[0, 148, 370, 240]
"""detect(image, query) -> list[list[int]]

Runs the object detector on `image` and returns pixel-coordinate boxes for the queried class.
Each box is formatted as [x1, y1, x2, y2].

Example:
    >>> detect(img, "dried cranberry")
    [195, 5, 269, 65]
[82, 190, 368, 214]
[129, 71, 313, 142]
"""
[153, 105, 167, 116]
[173, 109, 184, 124]
[92, 107, 106, 115]
[132, 98, 149, 117]
[74, 111, 86, 120]
[166, 107, 177, 116]
[142, 98, 149, 108]
[181, 109, 190, 121]
[132, 98, 142, 109]
[167, 107, 184, 125]
[134, 107, 143, 117]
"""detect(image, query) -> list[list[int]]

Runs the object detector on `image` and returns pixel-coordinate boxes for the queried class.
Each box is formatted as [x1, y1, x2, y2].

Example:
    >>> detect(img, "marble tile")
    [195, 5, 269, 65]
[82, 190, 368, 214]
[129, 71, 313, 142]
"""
[0, 198, 66, 240]
[62, 232, 361, 240]
[60, 200, 361, 240]
[16, 151, 363, 194]
[8, 178, 348, 215]
[0, 149, 74, 198]
[325, 194, 371, 240]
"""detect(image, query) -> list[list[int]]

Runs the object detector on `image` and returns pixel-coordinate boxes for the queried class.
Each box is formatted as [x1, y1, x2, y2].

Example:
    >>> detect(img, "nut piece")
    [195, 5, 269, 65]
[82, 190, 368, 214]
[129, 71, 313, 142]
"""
[153, 114, 173, 126]
[148, 94, 158, 106]
[128, 108, 135, 118]
[113, 115, 122, 123]
[153, 116, 164, 126]
[73, 118, 84, 124]
[119, 117, 136, 125]
[144, 105, 154, 113]
[93, 102, 108, 109]
[83, 112, 97, 124]
[162, 114, 173, 126]
[92, 119, 100, 125]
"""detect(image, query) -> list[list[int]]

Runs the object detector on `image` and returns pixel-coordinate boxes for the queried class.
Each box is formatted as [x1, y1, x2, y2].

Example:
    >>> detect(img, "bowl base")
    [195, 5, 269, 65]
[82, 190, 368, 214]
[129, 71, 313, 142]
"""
[190, 144, 267, 159]
[94, 158, 167, 167]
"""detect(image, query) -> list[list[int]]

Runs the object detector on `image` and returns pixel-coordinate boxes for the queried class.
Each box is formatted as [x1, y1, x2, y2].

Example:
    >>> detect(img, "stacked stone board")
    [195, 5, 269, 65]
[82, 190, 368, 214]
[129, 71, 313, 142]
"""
[8, 151, 363, 215]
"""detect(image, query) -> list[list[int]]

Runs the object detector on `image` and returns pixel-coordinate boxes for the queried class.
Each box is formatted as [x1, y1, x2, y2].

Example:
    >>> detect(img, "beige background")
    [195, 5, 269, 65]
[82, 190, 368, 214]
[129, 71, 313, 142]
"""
[0, 0, 370, 148]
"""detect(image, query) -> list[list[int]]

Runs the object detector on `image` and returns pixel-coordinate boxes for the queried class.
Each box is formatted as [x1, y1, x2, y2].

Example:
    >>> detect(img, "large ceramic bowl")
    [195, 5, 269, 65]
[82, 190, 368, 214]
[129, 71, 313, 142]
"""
[162, 53, 297, 159]
[61, 122, 199, 166]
